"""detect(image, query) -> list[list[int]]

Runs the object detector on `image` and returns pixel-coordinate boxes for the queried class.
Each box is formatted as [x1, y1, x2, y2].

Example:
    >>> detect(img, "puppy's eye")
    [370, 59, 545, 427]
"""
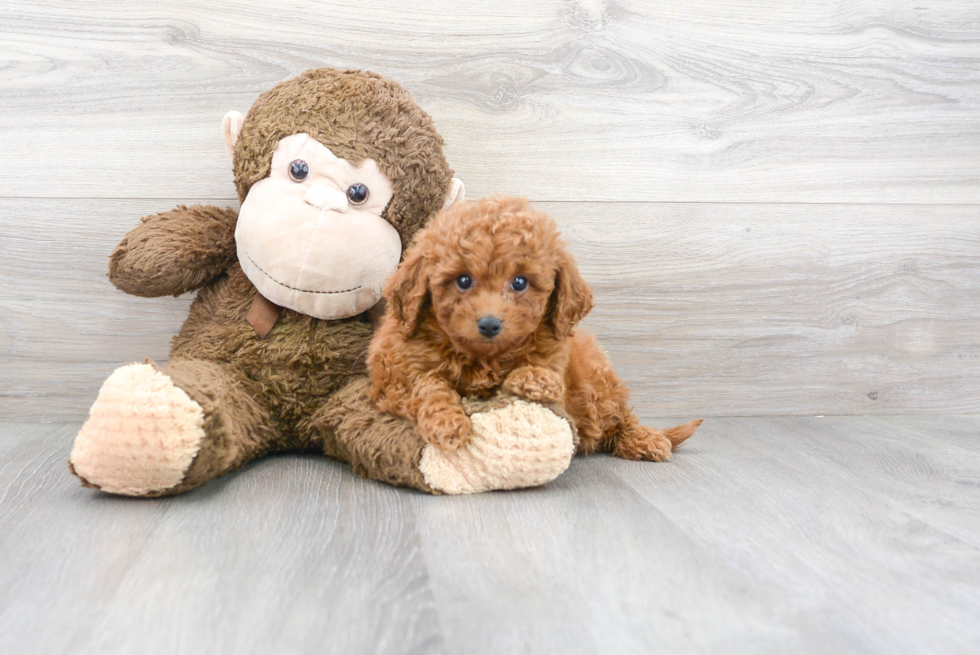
[511, 275, 529, 292]
[347, 183, 369, 205]
[456, 274, 473, 291]
[289, 159, 309, 182]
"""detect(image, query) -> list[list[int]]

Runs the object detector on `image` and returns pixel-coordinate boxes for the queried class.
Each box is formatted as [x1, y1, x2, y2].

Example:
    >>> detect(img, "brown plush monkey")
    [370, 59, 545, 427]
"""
[69, 68, 576, 497]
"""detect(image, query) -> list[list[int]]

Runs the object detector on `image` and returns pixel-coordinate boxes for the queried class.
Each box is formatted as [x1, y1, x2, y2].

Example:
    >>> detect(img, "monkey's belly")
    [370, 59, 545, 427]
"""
[169, 267, 374, 427]
[243, 315, 372, 427]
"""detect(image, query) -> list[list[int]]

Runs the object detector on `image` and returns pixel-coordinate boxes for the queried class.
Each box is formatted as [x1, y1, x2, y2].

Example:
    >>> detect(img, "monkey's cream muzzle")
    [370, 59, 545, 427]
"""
[303, 183, 349, 212]
[235, 133, 401, 320]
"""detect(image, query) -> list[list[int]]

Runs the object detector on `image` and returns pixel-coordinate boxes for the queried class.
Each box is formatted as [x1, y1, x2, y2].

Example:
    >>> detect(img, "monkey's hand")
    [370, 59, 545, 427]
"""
[109, 205, 239, 297]
[503, 366, 565, 404]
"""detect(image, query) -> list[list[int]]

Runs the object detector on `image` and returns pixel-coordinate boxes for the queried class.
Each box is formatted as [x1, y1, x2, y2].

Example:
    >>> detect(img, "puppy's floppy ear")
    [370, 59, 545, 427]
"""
[549, 248, 594, 339]
[384, 244, 430, 338]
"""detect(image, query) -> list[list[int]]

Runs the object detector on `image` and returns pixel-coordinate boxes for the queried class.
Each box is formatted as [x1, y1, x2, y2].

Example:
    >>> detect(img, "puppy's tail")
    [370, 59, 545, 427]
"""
[662, 418, 703, 449]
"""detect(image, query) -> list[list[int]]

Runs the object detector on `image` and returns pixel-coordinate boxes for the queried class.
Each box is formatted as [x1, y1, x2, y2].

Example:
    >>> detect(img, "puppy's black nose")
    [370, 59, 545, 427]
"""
[477, 316, 502, 338]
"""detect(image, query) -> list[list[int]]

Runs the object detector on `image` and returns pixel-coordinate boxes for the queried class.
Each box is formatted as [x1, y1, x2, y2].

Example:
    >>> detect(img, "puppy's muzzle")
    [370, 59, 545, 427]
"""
[477, 316, 502, 339]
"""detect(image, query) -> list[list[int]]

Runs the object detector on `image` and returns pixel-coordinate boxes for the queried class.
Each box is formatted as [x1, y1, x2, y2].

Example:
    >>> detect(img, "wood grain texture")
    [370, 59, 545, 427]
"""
[2, 199, 977, 419]
[0, 1, 978, 417]
[565, 202, 980, 416]
[412, 461, 804, 654]
[0, 0, 978, 202]
[610, 416, 980, 654]
[0, 424, 443, 655]
[2, 417, 978, 654]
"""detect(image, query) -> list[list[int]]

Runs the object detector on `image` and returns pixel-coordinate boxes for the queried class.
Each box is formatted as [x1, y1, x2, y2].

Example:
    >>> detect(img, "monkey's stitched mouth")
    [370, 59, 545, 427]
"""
[244, 252, 363, 295]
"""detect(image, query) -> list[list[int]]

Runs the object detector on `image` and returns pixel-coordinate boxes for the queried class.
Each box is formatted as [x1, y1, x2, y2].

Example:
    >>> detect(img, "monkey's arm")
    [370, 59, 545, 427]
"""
[108, 204, 239, 297]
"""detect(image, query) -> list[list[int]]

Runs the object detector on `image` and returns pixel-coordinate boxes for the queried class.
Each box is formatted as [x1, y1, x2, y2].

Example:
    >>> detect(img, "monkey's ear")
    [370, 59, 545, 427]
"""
[385, 246, 430, 338]
[222, 111, 246, 159]
[444, 178, 466, 208]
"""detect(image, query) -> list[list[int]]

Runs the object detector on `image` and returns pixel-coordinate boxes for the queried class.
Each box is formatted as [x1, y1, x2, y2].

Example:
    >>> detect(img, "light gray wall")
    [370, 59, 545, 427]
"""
[1, 0, 978, 419]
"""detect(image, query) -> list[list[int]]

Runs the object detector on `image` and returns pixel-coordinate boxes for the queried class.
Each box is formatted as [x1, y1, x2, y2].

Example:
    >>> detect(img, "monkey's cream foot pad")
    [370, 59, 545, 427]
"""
[419, 399, 575, 494]
[69, 363, 206, 496]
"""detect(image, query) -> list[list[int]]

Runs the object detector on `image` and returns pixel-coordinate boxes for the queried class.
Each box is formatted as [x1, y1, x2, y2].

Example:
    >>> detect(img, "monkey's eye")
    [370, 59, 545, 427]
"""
[455, 274, 474, 291]
[288, 159, 309, 182]
[511, 275, 529, 292]
[346, 183, 369, 205]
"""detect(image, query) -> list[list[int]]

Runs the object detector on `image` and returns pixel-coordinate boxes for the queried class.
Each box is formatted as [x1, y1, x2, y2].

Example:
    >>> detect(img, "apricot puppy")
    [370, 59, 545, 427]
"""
[368, 196, 701, 458]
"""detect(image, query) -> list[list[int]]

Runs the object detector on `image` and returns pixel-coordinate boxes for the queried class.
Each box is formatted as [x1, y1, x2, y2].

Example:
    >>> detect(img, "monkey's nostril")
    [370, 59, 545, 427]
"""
[477, 316, 502, 338]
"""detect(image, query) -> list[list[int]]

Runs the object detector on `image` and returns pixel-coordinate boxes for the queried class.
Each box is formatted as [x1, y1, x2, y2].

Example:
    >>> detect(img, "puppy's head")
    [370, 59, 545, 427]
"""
[385, 196, 593, 357]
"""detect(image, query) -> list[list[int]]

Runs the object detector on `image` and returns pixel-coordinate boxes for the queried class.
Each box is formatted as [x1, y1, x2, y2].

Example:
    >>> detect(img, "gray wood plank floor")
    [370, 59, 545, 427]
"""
[2, 417, 978, 654]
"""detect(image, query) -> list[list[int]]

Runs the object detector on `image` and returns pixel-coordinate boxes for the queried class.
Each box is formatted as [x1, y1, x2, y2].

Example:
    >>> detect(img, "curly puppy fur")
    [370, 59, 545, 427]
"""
[368, 196, 702, 458]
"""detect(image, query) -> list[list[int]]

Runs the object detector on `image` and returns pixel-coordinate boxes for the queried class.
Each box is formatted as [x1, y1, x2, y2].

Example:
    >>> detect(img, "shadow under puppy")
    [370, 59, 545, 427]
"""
[368, 196, 702, 460]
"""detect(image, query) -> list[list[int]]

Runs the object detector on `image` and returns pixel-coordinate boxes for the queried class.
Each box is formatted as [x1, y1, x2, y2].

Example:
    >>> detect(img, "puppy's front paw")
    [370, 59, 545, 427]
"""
[613, 425, 672, 462]
[417, 406, 472, 452]
[502, 366, 565, 403]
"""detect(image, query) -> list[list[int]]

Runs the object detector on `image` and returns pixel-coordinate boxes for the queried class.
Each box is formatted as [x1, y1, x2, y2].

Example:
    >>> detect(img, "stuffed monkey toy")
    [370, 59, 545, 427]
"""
[68, 68, 576, 496]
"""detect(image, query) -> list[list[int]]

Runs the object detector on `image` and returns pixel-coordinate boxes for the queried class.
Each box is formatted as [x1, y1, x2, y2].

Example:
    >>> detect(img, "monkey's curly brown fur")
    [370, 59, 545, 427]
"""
[368, 196, 702, 457]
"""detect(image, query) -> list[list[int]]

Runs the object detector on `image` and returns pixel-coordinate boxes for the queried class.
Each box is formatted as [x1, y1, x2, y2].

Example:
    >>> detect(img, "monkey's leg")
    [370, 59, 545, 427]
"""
[69, 359, 277, 496]
[302, 378, 577, 495]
